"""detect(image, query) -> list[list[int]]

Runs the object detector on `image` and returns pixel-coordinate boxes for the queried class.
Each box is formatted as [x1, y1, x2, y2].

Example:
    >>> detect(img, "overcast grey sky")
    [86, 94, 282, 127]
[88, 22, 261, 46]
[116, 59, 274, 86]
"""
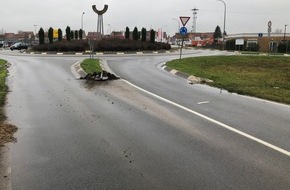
[1, 0, 290, 36]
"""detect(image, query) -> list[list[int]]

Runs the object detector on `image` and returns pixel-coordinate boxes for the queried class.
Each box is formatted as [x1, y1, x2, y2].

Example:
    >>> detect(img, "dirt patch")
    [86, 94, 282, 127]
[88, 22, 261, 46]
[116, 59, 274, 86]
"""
[0, 123, 18, 147]
[84, 80, 114, 90]
[81, 71, 119, 81]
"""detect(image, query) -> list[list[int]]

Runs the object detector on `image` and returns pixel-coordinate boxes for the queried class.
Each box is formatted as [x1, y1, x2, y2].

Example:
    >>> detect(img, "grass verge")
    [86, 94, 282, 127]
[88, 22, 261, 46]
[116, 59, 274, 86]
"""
[0, 59, 17, 146]
[80, 59, 102, 74]
[166, 56, 290, 105]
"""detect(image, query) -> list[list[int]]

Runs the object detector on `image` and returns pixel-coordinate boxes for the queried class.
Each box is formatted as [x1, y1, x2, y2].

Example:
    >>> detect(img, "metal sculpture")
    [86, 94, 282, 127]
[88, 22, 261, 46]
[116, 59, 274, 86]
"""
[92, 4, 109, 36]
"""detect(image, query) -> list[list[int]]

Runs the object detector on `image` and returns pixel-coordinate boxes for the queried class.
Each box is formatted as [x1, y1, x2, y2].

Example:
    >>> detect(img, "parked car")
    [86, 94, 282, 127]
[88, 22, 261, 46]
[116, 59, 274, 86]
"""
[10, 42, 28, 51]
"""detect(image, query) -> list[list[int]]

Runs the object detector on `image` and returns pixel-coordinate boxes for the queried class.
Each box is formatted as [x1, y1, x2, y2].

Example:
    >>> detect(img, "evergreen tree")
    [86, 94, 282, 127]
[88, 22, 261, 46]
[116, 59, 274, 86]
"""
[213, 25, 222, 43]
[38, 28, 45, 45]
[150, 29, 155, 43]
[79, 29, 83, 40]
[70, 31, 74, 40]
[75, 30, 78, 40]
[125, 27, 130, 39]
[66, 26, 71, 41]
[133, 27, 138, 40]
[141, 28, 147, 42]
[48, 27, 53, 43]
[58, 29, 62, 42]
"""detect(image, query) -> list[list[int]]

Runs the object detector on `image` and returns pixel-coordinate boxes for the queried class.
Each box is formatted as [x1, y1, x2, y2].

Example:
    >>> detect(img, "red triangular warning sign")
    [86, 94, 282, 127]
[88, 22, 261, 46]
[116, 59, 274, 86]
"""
[180, 16, 191, 26]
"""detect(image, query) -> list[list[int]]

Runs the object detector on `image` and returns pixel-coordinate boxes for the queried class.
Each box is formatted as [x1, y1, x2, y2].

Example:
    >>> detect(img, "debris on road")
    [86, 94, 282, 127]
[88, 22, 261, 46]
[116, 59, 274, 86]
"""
[0, 122, 18, 146]
[81, 70, 119, 81]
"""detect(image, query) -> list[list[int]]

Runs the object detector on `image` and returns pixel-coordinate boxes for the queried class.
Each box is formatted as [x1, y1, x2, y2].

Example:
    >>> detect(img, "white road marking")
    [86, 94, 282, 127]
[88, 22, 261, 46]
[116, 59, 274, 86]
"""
[123, 79, 290, 157]
[197, 101, 210, 105]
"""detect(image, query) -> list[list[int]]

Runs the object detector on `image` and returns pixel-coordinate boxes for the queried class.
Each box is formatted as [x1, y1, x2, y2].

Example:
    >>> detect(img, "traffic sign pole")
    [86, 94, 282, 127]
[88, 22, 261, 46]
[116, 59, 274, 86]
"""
[178, 17, 190, 61]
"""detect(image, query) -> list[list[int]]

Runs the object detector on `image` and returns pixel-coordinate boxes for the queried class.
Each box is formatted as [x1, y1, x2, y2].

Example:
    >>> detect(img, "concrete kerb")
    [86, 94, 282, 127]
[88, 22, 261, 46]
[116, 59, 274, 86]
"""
[99, 59, 119, 78]
[71, 59, 120, 80]
[71, 60, 87, 79]
[25, 50, 178, 56]
[161, 64, 213, 84]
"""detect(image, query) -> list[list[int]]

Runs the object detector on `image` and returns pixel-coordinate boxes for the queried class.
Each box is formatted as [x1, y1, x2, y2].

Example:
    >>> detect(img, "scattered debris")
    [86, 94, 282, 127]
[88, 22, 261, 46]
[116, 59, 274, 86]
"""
[0, 122, 18, 146]
[81, 71, 119, 81]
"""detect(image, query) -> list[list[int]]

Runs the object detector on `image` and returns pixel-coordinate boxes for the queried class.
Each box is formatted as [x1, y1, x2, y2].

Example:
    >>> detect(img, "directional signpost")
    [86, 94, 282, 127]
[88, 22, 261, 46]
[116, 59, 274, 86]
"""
[179, 16, 190, 60]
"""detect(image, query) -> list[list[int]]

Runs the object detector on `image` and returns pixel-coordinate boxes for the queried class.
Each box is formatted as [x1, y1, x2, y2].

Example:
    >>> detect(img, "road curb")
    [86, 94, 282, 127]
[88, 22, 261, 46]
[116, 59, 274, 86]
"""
[27, 50, 178, 56]
[161, 64, 213, 84]
[71, 59, 119, 80]
[71, 60, 87, 79]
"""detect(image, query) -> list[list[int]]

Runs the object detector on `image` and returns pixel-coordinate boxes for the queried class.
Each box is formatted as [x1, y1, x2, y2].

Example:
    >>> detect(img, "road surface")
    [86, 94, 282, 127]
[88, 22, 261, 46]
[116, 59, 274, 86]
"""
[1, 50, 289, 189]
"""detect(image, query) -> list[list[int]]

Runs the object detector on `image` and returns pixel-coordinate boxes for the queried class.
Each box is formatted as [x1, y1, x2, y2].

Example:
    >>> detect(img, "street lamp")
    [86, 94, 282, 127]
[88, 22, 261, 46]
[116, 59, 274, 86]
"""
[33, 24, 38, 35]
[284, 24, 288, 53]
[161, 25, 167, 42]
[172, 18, 180, 33]
[107, 24, 111, 35]
[81, 12, 85, 30]
[284, 24, 288, 41]
[33, 24, 38, 40]
[216, 0, 226, 37]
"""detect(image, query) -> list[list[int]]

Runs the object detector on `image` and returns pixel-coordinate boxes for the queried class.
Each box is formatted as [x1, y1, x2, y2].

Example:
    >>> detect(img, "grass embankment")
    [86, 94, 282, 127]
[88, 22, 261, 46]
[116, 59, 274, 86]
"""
[167, 56, 290, 104]
[80, 59, 102, 74]
[0, 59, 17, 146]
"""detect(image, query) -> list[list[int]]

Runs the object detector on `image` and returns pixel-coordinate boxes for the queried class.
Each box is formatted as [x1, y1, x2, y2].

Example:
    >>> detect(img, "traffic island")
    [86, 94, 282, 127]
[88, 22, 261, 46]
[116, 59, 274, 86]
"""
[72, 59, 119, 81]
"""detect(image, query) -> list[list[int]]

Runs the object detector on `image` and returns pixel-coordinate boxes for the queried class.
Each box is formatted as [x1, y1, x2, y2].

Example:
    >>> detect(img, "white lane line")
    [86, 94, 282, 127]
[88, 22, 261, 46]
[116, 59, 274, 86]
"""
[197, 101, 210, 105]
[123, 79, 290, 157]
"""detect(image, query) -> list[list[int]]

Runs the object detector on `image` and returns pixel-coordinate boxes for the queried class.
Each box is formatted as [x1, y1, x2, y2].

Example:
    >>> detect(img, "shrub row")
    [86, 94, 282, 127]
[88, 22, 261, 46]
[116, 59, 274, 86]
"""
[33, 40, 88, 52]
[32, 38, 171, 52]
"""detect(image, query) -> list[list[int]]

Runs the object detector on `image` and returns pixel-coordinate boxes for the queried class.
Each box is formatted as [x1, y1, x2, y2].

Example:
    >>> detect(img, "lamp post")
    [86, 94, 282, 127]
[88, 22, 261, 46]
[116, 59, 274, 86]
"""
[161, 25, 167, 42]
[284, 24, 288, 53]
[107, 24, 111, 35]
[172, 18, 180, 33]
[216, 0, 226, 38]
[81, 12, 85, 31]
[284, 24, 287, 41]
[33, 24, 38, 40]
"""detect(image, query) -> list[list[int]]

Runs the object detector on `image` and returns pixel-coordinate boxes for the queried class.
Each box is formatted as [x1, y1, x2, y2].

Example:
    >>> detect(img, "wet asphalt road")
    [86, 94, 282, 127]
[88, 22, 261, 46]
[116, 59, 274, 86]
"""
[1, 50, 290, 189]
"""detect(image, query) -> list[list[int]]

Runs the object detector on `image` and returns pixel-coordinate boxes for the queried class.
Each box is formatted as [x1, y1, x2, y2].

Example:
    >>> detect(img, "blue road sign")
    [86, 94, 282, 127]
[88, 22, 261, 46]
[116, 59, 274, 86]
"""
[258, 33, 263, 37]
[180, 27, 187, 35]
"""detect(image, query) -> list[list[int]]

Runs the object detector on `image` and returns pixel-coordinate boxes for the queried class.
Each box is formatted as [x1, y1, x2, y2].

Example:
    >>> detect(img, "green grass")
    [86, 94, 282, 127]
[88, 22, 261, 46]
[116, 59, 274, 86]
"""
[0, 59, 8, 121]
[80, 59, 102, 74]
[167, 56, 290, 104]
